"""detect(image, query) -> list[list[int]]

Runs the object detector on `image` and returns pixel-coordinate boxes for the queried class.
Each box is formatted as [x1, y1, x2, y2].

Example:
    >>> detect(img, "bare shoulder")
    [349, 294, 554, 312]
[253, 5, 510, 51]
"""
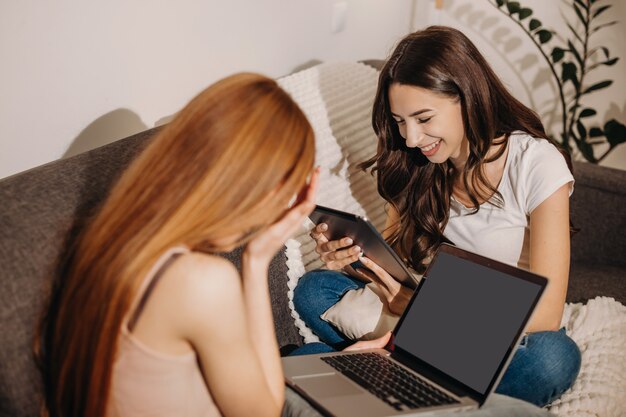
[159, 252, 243, 327]
[168, 252, 239, 281]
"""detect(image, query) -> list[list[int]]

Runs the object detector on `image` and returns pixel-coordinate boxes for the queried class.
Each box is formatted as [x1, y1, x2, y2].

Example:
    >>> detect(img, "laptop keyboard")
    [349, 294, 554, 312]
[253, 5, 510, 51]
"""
[322, 353, 459, 411]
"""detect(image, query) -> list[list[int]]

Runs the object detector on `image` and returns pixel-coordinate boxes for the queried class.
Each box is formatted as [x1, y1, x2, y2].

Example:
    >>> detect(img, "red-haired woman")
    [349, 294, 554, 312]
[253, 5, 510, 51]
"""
[37, 73, 322, 417]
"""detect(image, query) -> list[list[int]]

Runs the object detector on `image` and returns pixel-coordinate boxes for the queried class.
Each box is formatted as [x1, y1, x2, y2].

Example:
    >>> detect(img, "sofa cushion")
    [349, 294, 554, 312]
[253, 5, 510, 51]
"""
[0, 126, 302, 416]
[0, 128, 157, 417]
[567, 262, 626, 304]
[570, 161, 626, 269]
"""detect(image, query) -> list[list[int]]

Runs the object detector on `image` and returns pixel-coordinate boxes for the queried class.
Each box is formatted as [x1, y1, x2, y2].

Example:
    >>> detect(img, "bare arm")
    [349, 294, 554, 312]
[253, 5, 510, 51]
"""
[526, 183, 571, 332]
[177, 168, 319, 416]
[177, 256, 283, 417]
[347, 205, 412, 315]
[240, 254, 285, 408]
[240, 167, 319, 405]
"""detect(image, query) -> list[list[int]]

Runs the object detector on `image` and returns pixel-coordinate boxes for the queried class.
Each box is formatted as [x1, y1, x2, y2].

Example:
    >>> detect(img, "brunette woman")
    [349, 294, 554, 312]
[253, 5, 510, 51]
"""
[294, 26, 581, 407]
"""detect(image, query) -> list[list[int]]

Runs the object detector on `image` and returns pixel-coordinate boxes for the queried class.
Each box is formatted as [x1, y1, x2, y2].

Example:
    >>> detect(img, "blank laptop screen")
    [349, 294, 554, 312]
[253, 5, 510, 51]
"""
[393, 251, 543, 394]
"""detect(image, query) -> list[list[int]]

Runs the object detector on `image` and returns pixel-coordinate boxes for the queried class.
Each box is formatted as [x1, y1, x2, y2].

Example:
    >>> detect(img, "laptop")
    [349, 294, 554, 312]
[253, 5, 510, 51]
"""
[282, 243, 547, 416]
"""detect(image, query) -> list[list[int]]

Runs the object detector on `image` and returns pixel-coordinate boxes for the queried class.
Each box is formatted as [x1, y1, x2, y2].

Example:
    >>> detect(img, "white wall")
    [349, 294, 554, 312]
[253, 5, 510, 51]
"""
[0, 0, 414, 179]
[413, 0, 626, 170]
[3, 0, 624, 179]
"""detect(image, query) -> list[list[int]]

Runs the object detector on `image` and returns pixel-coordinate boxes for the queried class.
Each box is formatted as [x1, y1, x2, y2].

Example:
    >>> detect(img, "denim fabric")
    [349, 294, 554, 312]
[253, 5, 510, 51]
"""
[292, 269, 365, 349]
[495, 327, 581, 406]
[291, 269, 581, 407]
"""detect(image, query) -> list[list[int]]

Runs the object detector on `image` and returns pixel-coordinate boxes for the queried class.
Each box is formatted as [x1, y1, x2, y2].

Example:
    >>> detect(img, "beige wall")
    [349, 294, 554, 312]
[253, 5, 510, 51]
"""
[0, 0, 414, 179]
[413, 0, 626, 170]
[2, 0, 623, 179]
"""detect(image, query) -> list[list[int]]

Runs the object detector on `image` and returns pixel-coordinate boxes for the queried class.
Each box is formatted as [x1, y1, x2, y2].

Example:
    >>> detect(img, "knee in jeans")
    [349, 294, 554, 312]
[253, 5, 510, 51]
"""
[533, 332, 581, 395]
[293, 271, 324, 311]
[293, 270, 358, 316]
[555, 334, 581, 383]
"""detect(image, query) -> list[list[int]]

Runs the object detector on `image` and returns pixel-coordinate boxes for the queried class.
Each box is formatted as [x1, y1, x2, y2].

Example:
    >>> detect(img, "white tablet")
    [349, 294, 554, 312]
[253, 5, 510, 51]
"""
[309, 205, 419, 289]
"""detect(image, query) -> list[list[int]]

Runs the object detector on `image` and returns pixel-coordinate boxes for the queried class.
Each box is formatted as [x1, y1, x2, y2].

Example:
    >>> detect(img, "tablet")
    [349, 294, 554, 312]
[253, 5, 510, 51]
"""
[309, 205, 418, 289]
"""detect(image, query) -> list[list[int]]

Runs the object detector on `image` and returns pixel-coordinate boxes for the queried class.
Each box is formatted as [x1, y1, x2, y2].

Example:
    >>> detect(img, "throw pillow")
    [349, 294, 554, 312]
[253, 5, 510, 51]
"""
[321, 283, 399, 340]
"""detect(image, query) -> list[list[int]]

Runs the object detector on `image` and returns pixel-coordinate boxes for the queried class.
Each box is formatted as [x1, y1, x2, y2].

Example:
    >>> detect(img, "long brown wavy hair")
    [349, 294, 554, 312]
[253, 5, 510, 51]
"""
[35, 73, 315, 417]
[360, 26, 571, 273]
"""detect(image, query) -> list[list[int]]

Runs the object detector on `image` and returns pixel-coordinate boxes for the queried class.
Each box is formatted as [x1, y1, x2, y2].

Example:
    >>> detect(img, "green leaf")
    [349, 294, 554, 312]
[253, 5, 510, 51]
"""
[518, 8, 532, 20]
[577, 120, 588, 140]
[589, 46, 610, 59]
[579, 140, 596, 162]
[604, 119, 626, 147]
[496, 0, 505, 7]
[593, 5, 611, 18]
[589, 127, 603, 137]
[566, 22, 584, 44]
[529, 18, 541, 31]
[537, 29, 553, 44]
[573, 3, 587, 25]
[600, 46, 610, 59]
[573, 0, 588, 10]
[579, 108, 597, 118]
[583, 80, 613, 95]
[507, 1, 521, 14]
[592, 21, 618, 33]
[552, 47, 565, 63]
[590, 57, 621, 71]
[561, 62, 579, 88]
[568, 40, 584, 67]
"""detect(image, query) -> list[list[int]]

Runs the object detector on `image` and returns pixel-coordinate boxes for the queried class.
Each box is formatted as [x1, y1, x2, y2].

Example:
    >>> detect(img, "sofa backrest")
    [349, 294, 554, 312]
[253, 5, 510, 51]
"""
[0, 128, 157, 416]
[570, 161, 626, 268]
[0, 127, 301, 417]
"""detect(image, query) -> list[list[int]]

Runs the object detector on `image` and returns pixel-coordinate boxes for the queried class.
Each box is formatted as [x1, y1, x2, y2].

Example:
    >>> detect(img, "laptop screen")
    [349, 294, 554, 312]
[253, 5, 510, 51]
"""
[393, 247, 544, 396]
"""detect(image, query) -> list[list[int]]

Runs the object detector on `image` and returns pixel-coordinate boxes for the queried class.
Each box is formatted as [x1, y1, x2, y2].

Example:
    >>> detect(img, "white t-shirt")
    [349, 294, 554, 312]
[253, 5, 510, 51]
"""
[443, 132, 574, 270]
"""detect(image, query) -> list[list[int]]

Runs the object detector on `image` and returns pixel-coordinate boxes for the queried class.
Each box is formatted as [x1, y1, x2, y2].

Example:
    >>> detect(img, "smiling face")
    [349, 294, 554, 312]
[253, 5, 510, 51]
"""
[388, 83, 469, 167]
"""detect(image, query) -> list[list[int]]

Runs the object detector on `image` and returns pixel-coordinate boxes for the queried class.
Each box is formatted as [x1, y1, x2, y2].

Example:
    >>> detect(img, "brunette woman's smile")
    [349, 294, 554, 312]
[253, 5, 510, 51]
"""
[419, 139, 442, 156]
[389, 83, 466, 165]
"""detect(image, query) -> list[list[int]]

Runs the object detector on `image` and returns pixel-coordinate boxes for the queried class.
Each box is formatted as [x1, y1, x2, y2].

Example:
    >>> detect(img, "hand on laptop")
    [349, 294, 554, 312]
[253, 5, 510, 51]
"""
[343, 331, 392, 352]
[354, 256, 413, 316]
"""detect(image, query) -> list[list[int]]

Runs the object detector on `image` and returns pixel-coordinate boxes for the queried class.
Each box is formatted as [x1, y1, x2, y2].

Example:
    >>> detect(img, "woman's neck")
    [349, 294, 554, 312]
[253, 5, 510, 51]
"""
[451, 137, 509, 206]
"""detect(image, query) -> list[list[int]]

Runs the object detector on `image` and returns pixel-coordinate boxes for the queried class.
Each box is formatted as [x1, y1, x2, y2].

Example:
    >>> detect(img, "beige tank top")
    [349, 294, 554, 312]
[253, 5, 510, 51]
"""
[107, 247, 222, 417]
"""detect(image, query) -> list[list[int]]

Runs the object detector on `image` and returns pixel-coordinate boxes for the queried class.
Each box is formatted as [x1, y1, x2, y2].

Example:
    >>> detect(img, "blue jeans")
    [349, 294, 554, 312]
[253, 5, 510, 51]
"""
[292, 269, 581, 407]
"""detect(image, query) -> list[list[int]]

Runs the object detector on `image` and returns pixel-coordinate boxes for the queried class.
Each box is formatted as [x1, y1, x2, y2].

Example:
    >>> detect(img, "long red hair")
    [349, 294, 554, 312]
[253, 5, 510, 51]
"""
[35, 73, 315, 417]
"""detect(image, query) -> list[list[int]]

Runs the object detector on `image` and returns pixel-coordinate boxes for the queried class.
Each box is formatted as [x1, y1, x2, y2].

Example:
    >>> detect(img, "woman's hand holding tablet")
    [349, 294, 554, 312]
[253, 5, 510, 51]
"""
[309, 222, 363, 270]
[308, 205, 419, 291]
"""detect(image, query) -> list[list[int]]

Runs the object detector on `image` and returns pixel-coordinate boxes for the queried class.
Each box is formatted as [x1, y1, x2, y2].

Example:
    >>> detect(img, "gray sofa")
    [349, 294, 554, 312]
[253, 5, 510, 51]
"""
[0, 128, 305, 417]
[1, 123, 625, 417]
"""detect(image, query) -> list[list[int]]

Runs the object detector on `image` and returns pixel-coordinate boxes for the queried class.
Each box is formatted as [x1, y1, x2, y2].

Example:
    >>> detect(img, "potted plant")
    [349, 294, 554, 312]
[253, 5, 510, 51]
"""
[489, 0, 625, 163]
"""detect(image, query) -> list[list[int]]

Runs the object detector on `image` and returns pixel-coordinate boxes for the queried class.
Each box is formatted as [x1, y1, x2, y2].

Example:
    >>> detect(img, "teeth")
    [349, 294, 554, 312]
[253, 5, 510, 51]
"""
[421, 140, 440, 152]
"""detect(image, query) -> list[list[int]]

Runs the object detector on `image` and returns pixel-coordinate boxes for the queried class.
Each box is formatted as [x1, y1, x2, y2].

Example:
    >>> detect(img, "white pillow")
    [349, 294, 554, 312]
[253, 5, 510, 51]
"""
[321, 283, 400, 341]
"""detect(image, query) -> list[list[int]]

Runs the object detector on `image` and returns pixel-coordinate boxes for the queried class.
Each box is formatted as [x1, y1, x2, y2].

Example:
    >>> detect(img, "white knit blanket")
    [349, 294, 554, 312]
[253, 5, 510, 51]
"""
[277, 62, 387, 344]
[549, 297, 626, 416]
[277, 62, 626, 416]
